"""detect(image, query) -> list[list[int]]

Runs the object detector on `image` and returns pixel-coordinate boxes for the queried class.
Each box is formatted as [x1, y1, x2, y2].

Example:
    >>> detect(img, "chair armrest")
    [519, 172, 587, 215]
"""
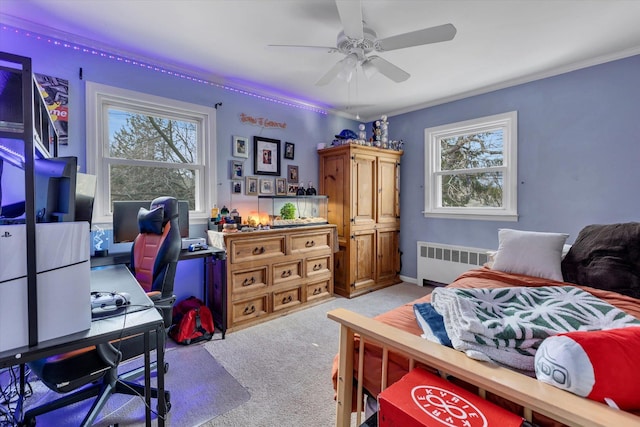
[95, 341, 122, 368]
[147, 291, 177, 327]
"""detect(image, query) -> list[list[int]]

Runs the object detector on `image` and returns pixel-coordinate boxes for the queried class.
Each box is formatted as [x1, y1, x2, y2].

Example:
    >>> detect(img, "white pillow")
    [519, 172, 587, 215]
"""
[487, 244, 571, 264]
[561, 244, 572, 259]
[491, 229, 569, 281]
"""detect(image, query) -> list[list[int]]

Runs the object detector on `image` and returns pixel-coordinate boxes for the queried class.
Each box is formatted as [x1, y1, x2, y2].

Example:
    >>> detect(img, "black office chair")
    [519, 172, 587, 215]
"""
[129, 196, 181, 328]
[23, 196, 181, 426]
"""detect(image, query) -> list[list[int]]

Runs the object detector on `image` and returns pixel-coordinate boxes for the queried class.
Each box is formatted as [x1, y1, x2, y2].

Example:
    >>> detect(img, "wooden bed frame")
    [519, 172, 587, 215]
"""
[328, 308, 640, 427]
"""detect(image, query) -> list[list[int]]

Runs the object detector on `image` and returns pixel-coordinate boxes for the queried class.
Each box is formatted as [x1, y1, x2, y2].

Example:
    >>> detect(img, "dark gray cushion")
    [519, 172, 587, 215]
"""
[561, 222, 640, 299]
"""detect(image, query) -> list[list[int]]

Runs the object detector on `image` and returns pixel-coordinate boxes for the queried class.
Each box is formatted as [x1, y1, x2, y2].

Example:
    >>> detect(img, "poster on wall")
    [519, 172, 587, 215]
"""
[35, 73, 69, 145]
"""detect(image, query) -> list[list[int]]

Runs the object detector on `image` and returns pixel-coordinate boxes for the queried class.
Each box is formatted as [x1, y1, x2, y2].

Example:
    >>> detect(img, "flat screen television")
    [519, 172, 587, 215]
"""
[0, 65, 55, 158]
[112, 199, 189, 243]
[0, 66, 24, 132]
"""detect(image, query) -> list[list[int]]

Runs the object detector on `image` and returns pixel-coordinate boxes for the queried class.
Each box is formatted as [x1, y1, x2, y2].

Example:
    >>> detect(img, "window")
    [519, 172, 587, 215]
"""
[424, 111, 517, 221]
[86, 82, 216, 224]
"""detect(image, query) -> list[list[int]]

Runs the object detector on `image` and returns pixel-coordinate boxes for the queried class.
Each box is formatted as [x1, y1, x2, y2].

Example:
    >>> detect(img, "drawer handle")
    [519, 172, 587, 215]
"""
[305, 240, 315, 248]
[242, 276, 256, 286]
[281, 270, 292, 278]
[243, 305, 256, 315]
[253, 246, 266, 255]
[282, 295, 293, 304]
[313, 264, 322, 271]
[313, 287, 322, 295]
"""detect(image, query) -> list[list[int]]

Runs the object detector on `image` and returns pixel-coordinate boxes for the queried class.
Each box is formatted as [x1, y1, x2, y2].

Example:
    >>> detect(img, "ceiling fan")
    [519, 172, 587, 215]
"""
[269, 1, 457, 86]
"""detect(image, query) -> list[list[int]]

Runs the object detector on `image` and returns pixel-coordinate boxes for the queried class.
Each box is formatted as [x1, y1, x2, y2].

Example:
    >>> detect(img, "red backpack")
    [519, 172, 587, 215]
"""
[169, 296, 215, 345]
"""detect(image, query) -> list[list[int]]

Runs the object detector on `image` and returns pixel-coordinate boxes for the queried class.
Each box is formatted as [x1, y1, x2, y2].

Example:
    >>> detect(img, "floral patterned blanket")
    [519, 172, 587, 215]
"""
[415, 286, 640, 375]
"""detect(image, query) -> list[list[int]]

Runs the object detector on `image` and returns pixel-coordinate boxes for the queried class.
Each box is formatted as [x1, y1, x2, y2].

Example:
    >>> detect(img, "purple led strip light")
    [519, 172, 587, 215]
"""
[2, 24, 327, 115]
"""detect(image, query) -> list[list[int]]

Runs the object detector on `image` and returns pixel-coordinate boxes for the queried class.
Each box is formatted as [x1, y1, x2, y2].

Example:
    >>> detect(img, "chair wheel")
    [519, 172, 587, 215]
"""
[158, 391, 171, 414]
[19, 417, 36, 427]
[157, 400, 171, 414]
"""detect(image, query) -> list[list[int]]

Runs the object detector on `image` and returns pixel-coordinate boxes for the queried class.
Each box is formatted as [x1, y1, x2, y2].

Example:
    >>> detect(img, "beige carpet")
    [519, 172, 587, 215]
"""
[22, 343, 250, 426]
[202, 282, 432, 427]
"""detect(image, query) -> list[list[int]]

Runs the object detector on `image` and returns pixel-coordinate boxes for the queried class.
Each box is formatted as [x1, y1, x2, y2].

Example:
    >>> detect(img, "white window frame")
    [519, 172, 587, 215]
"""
[86, 81, 216, 224]
[424, 111, 518, 221]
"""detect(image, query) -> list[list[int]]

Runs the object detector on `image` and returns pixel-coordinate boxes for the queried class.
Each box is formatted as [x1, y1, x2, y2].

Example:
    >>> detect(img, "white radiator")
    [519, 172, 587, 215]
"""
[417, 242, 492, 286]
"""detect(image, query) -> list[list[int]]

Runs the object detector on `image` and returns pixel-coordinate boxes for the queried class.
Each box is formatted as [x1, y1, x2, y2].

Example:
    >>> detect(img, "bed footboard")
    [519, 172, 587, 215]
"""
[328, 308, 639, 427]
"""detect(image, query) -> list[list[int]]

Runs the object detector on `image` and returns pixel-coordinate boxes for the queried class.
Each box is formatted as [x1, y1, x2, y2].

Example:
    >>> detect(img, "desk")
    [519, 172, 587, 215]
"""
[0, 265, 166, 427]
[90, 247, 225, 268]
[91, 247, 228, 337]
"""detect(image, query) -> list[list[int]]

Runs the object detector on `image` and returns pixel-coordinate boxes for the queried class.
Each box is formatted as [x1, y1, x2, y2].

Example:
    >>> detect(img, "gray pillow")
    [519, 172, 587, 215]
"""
[561, 222, 640, 299]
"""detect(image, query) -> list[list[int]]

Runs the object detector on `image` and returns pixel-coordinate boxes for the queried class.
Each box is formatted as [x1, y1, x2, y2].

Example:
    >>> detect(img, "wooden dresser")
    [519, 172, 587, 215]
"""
[318, 144, 403, 298]
[210, 224, 336, 332]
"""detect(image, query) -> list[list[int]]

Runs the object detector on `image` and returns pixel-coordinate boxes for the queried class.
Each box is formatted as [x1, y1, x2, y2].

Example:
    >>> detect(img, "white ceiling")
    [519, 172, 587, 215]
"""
[2, 0, 640, 121]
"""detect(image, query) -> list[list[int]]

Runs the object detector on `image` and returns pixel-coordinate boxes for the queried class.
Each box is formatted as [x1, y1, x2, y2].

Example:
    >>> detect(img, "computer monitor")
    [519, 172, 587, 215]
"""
[74, 173, 97, 227]
[113, 199, 189, 243]
[0, 154, 78, 224]
[178, 200, 189, 238]
[33, 156, 77, 223]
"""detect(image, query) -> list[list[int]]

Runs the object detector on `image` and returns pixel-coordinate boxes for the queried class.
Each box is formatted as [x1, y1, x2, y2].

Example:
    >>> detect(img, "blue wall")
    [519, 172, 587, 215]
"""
[392, 54, 640, 280]
[0, 28, 356, 301]
[3, 27, 639, 291]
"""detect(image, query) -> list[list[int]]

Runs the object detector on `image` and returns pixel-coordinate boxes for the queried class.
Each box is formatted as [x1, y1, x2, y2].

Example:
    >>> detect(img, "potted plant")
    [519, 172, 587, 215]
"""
[280, 202, 296, 220]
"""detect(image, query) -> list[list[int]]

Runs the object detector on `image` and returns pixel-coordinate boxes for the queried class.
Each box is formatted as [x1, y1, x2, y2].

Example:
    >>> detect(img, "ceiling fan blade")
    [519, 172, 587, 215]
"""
[267, 44, 339, 53]
[335, 0, 363, 39]
[362, 56, 410, 83]
[377, 23, 456, 52]
[315, 61, 344, 86]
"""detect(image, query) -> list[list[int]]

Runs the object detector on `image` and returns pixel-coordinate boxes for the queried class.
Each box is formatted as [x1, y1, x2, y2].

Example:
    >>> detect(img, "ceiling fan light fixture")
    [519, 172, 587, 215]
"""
[337, 53, 359, 82]
[361, 59, 379, 79]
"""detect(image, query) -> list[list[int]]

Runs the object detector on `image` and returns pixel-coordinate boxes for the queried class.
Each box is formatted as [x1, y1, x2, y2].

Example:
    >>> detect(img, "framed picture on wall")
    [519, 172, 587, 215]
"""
[246, 176, 258, 196]
[254, 136, 281, 176]
[233, 135, 249, 158]
[259, 178, 274, 195]
[284, 142, 295, 160]
[231, 160, 244, 180]
[276, 178, 287, 195]
[287, 165, 299, 183]
[287, 184, 299, 195]
[232, 181, 242, 194]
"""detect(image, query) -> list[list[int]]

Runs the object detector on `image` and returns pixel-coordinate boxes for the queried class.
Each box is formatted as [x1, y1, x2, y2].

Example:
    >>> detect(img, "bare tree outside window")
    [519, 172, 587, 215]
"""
[108, 109, 198, 209]
[424, 111, 517, 221]
[439, 130, 504, 208]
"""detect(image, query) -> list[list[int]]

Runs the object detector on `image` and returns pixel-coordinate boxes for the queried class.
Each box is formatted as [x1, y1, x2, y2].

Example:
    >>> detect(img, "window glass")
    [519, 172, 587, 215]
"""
[424, 112, 517, 221]
[107, 108, 199, 209]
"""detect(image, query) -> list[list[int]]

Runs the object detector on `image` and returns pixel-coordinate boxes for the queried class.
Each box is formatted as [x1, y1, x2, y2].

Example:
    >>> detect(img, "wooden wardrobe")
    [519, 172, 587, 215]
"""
[318, 144, 403, 298]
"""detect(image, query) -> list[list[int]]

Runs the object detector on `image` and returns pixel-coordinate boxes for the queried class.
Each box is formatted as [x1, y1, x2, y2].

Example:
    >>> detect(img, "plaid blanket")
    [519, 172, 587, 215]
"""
[415, 286, 640, 375]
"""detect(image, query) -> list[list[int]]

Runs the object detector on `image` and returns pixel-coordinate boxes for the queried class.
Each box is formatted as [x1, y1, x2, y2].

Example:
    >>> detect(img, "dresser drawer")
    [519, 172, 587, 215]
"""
[289, 230, 332, 254]
[232, 295, 268, 324]
[229, 236, 285, 264]
[230, 266, 268, 296]
[273, 260, 302, 285]
[272, 287, 302, 312]
[305, 255, 331, 278]
[306, 279, 331, 302]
